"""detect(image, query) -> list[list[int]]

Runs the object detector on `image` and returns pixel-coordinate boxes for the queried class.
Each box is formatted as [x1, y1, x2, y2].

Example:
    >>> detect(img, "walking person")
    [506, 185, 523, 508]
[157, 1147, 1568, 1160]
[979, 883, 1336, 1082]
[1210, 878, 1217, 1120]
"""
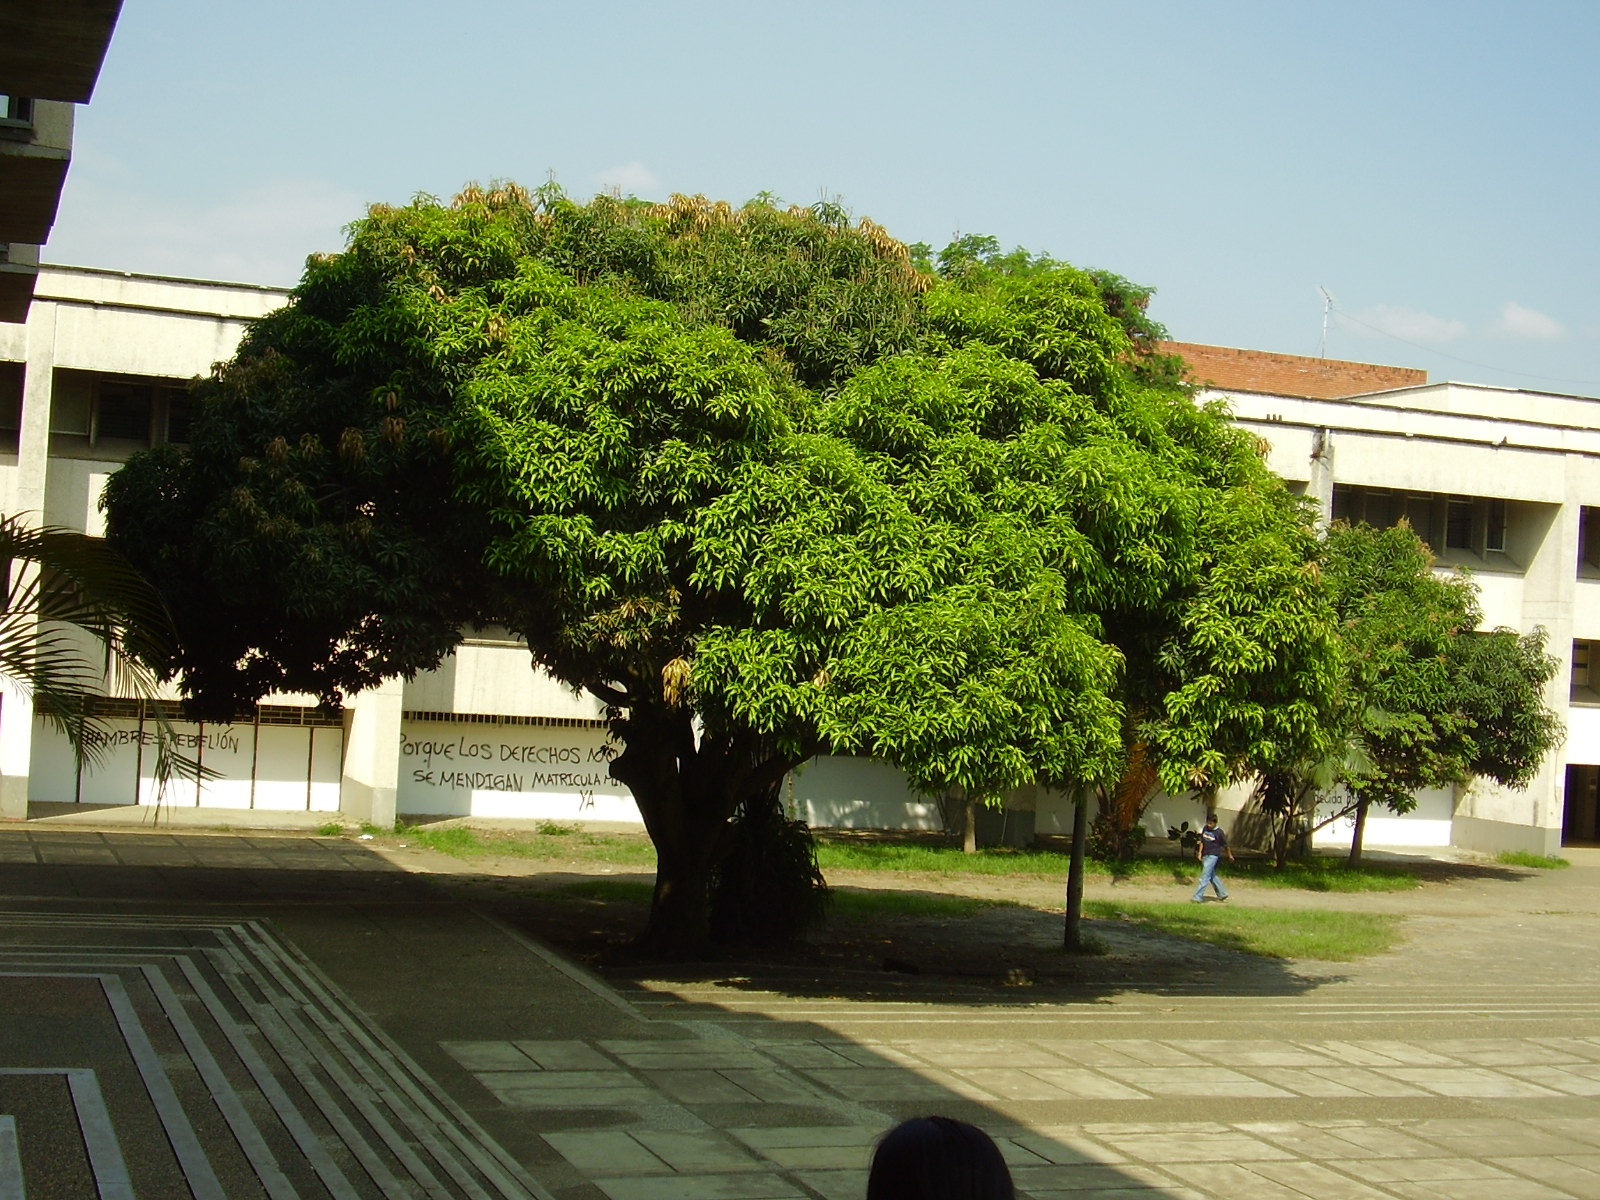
[868, 1116, 1015, 1200]
[1191, 813, 1233, 902]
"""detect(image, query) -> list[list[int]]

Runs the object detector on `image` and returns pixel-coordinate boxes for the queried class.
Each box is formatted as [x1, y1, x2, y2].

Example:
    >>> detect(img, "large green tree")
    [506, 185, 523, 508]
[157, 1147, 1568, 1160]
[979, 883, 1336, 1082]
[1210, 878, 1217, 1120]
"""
[1259, 521, 1561, 864]
[105, 185, 1336, 954]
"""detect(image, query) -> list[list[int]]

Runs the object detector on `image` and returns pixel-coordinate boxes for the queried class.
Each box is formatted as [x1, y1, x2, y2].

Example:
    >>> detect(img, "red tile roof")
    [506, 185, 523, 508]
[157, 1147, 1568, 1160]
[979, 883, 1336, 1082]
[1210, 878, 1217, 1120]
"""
[1161, 341, 1426, 400]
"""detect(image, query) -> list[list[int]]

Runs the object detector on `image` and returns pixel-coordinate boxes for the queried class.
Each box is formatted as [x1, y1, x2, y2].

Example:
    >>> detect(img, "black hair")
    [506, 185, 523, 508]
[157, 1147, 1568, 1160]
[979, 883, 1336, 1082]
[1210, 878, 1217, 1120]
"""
[867, 1116, 1016, 1200]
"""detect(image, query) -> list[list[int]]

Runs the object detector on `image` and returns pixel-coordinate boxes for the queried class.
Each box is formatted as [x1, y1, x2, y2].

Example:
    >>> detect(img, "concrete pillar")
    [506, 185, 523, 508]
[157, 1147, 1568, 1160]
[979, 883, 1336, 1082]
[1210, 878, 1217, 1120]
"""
[339, 677, 403, 828]
[0, 303, 58, 818]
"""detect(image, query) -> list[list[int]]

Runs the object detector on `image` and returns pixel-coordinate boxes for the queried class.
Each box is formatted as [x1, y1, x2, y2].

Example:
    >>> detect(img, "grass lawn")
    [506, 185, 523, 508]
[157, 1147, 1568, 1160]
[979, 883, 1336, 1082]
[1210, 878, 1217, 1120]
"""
[379, 824, 1422, 894]
[1495, 850, 1570, 869]
[547, 878, 1014, 922]
[1083, 899, 1404, 961]
[395, 823, 657, 866]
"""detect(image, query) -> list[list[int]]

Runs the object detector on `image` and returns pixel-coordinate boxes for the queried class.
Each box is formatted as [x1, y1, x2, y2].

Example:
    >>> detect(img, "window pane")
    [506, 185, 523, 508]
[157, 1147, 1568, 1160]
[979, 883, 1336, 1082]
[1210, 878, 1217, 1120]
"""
[95, 381, 152, 442]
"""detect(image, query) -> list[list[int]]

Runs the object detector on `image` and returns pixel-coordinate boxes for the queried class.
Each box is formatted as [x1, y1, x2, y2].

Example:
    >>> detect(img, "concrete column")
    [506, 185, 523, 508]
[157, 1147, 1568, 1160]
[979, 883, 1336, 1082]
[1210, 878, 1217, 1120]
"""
[1306, 426, 1335, 529]
[339, 677, 403, 828]
[1455, 494, 1571, 855]
[0, 303, 58, 819]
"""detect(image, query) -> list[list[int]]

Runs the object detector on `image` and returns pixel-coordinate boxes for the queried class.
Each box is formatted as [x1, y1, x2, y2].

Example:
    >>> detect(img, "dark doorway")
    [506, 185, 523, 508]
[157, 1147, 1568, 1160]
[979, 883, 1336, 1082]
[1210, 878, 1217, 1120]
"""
[1563, 763, 1600, 844]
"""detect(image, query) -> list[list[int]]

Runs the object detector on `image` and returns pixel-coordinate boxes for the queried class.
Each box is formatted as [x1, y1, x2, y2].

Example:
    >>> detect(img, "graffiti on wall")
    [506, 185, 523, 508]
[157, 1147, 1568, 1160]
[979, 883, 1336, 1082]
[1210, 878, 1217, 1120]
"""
[397, 723, 637, 820]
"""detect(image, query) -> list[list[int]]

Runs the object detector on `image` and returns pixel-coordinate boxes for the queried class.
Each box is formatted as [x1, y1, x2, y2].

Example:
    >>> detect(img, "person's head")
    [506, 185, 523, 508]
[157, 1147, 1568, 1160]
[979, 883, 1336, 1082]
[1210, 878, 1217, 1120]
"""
[867, 1116, 1015, 1200]
[1204, 813, 1218, 827]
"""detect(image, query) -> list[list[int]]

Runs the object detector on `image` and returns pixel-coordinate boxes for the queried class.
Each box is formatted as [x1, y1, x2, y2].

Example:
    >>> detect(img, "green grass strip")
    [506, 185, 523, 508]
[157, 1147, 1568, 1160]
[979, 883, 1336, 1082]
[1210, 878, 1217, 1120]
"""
[1495, 850, 1570, 869]
[1083, 899, 1404, 961]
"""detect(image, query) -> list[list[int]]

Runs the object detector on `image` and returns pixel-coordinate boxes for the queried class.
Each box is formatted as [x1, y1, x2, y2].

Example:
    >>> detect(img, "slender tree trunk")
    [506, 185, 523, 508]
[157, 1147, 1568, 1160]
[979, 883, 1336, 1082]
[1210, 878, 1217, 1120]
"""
[1063, 785, 1089, 951]
[962, 794, 977, 853]
[1347, 797, 1370, 866]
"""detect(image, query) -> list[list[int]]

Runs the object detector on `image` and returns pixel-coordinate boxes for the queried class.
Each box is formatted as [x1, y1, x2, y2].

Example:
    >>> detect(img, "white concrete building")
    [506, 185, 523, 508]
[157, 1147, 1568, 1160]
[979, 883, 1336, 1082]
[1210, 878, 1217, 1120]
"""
[1, 268, 1591, 855]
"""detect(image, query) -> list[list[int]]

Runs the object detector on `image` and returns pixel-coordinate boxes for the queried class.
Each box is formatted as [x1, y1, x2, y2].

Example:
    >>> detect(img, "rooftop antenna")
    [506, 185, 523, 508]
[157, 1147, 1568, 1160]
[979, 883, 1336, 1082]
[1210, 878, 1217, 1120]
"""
[1319, 286, 1337, 358]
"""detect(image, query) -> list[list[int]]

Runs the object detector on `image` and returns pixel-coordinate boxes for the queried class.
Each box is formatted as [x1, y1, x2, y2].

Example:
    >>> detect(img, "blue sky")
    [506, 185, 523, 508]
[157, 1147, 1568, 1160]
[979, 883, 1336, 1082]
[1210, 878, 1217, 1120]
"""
[47, 0, 1600, 392]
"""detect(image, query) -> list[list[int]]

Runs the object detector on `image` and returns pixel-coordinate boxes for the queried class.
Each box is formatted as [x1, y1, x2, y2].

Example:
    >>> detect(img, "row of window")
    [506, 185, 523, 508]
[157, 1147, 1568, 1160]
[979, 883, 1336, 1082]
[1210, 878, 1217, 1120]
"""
[0, 366, 192, 453]
[1331, 486, 1508, 557]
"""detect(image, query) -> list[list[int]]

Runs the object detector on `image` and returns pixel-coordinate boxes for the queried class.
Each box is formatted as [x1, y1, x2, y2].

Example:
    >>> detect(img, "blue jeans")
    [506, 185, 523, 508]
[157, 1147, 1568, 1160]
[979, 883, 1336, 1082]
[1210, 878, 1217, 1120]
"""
[1193, 854, 1229, 901]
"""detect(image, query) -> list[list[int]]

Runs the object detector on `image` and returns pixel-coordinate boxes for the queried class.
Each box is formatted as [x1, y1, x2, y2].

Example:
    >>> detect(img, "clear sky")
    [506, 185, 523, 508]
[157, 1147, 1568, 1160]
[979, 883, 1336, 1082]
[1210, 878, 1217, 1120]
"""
[46, 0, 1600, 393]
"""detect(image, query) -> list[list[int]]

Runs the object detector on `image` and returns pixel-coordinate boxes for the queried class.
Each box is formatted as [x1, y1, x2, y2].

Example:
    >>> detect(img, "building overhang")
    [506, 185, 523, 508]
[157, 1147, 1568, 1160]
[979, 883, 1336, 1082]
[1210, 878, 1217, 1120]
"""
[0, 0, 121, 102]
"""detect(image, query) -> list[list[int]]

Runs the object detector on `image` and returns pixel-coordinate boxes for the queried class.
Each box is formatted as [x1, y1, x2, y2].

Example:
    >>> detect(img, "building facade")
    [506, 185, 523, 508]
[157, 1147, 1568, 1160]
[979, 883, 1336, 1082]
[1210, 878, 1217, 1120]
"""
[2, 267, 1592, 854]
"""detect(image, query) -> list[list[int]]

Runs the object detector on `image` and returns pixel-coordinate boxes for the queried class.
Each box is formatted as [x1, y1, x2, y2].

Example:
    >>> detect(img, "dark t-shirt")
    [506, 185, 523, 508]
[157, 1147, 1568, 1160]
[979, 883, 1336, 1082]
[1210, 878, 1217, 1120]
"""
[1199, 825, 1228, 858]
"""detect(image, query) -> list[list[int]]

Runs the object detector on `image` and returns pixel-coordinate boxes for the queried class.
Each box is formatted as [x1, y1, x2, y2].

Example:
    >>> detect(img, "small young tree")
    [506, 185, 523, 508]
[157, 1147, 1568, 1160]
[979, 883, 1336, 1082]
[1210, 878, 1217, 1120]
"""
[1261, 521, 1561, 865]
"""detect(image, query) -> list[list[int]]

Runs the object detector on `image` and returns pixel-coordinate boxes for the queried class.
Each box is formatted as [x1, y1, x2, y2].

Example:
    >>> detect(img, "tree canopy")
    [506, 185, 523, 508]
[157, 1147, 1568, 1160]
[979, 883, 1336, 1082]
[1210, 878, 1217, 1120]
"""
[1260, 520, 1561, 863]
[105, 185, 1339, 952]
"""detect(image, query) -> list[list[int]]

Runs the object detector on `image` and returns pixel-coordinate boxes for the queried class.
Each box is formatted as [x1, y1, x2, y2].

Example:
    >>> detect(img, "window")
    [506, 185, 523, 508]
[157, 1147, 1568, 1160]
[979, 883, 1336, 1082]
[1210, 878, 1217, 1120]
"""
[0, 362, 20, 452]
[1574, 640, 1594, 695]
[0, 95, 32, 131]
[50, 374, 195, 454]
[93, 380, 153, 442]
[1332, 485, 1514, 561]
[1486, 498, 1507, 553]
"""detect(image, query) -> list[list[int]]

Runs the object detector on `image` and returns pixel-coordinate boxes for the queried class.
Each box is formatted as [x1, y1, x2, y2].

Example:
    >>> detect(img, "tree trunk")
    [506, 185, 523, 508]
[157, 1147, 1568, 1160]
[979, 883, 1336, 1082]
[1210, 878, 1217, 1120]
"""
[1063, 785, 1089, 951]
[605, 704, 738, 959]
[1347, 796, 1370, 866]
[962, 794, 978, 854]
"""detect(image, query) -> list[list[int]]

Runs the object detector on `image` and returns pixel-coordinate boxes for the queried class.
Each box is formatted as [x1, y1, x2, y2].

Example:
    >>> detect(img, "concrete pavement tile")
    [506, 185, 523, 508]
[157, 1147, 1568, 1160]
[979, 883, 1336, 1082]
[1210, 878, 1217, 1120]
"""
[748, 1144, 871, 1170]
[1426, 1038, 1586, 1066]
[715, 1069, 823, 1104]
[1091, 1132, 1294, 1164]
[1414, 1125, 1598, 1156]
[790, 1170, 865, 1200]
[1012, 1069, 1150, 1100]
[1012, 1161, 1190, 1193]
[1501, 1064, 1600, 1095]
[1247, 1160, 1406, 1199]
[1376, 1068, 1561, 1098]
[1028, 1190, 1207, 1200]
[1184, 1040, 1341, 1067]
[1322, 1127, 1456, 1158]
[1085, 1123, 1230, 1135]
[1009, 1132, 1129, 1165]
[800, 1067, 980, 1101]
[1104, 1040, 1208, 1067]
[1329, 1041, 1462, 1066]
[1046, 1043, 1162, 1069]
[992, 1139, 1054, 1169]
[440, 1039, 538, 1070]
[645, 1070, 763, 1104]
[1101, 1068, 1295, 1098]
[544, 1131, 670, 1174]
[1237, 1124, 1408, 1161]
[1530, 1119, 1600, 1147]
[632, 1130, 764, 1172]
[1198, 1162, 1343, 1200]
[512, 1039, 617, 1070]
[592, 1172, 804, 1199]
[1490, 1156, 1600, 1192]
[1345, 1158, 1517, 1182]
[1257, 1071, 1372, 1097]
[610, 1049, 774, 1070]
[727, 1127, 879, 1152]
[747, 1042, 858, 1070]
[1532, 1038, 1600, 1062]
[903, 1041, 1073, 1068]
[478, 1070, 657, 1107]
[819, 1042, 927, 1067]
[1296, 1069, 1431, 1097]
[1379, 1180, 1576, 1200]
[948, 1068, 1100, 1101]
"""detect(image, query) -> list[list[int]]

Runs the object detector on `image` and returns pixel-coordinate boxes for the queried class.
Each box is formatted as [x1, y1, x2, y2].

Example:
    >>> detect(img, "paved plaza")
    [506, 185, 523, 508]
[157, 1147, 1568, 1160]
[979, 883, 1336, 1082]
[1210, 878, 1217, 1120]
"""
[1, 825, 1598, 1198]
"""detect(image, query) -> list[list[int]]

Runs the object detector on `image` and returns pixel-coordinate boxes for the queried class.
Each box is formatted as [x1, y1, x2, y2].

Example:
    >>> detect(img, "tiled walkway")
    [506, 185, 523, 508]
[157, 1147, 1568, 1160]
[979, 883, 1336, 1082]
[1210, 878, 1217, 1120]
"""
[438, 1032, 1600, 1199]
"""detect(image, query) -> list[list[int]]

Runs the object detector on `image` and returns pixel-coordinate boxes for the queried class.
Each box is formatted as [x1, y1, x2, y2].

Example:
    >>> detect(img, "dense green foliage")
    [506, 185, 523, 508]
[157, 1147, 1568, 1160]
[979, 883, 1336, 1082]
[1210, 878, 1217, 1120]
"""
[105, 185, 1338, 952]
